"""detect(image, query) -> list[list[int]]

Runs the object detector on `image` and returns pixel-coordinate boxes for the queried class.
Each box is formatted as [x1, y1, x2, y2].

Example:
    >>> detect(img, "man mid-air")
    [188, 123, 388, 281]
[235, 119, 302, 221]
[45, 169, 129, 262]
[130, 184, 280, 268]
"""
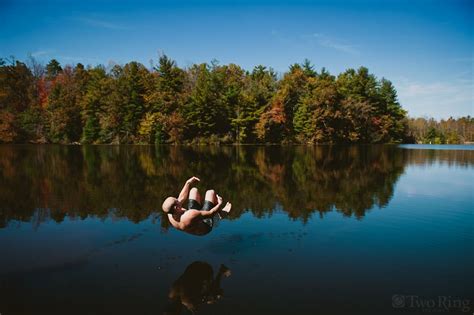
[162, 177, 232, 236]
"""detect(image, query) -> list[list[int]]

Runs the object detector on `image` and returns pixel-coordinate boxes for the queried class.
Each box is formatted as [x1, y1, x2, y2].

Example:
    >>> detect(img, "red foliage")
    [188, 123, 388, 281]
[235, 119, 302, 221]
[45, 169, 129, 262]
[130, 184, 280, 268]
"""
[37, 78, 49, 108]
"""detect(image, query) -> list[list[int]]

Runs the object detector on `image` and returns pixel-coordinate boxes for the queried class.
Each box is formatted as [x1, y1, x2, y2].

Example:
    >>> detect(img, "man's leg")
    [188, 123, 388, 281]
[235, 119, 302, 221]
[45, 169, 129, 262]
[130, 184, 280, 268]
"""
[203, 190, 232, 217]
[188, 187, 202, 209]
[201, 190, 217, 226]
[204, 189, 217, 206]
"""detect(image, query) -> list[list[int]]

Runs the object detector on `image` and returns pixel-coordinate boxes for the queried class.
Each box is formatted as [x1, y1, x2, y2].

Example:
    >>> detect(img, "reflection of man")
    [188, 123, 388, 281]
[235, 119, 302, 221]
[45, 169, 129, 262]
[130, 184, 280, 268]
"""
[163, 261, 232, 315]
[162, 177, 232, 236]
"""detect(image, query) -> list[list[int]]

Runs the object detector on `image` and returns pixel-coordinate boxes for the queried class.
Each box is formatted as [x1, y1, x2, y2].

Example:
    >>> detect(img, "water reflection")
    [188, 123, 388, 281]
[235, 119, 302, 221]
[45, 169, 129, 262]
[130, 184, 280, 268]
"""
[164, 261, 231, 315]
[0, 145, 472, 228]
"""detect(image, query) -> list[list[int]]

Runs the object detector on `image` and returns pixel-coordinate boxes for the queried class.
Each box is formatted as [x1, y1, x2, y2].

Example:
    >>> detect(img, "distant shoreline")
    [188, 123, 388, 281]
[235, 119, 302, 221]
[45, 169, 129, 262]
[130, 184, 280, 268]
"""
[2, 142, 474, 146]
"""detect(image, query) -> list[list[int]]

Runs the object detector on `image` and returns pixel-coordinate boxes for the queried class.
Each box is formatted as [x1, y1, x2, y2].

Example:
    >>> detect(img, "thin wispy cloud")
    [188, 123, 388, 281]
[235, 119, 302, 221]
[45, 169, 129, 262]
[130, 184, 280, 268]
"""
[56, 55, 104, 64]
[301, 33, 359, 55]
[27, 50, 101, 64]
[271, 30, 359, 55]
[312, 33, 359, 55]
[270, 29, 292, 45]
[76, 17, 129, 30]
[28, 50, 104, 65]
[31, 50, 54, 57]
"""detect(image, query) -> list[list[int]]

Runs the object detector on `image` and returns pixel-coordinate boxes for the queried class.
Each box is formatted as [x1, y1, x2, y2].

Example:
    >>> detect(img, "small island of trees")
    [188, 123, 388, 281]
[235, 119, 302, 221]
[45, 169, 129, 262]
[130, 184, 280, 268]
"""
[0, 55, 472, 144]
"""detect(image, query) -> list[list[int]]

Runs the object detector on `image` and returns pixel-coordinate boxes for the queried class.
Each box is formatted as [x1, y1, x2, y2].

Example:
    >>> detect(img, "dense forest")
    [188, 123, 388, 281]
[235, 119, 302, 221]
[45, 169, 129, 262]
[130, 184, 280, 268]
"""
[0, 55, 471, 144]
[407, 116, 473, 144]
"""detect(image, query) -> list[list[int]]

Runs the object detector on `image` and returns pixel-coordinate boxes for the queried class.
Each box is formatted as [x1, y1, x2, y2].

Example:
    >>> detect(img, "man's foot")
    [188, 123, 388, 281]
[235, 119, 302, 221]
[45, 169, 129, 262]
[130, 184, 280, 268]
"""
[217, 202, 231, 219]
[222, 202, 232, 213]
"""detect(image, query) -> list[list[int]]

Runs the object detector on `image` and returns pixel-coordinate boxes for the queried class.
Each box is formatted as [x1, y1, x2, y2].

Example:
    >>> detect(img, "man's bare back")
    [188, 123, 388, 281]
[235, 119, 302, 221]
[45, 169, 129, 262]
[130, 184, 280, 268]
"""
[162, 177, 232, 236]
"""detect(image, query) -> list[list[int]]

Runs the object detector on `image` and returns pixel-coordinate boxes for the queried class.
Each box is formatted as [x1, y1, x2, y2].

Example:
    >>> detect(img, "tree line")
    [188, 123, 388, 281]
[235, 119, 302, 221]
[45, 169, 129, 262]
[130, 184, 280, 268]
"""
[407, 116, 474, 144]
[0, 55, 414, 144]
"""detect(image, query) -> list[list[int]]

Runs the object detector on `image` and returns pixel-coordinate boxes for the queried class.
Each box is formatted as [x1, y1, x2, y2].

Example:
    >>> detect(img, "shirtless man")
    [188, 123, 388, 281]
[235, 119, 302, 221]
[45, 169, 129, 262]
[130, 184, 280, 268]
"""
[162, 176, 232, 236]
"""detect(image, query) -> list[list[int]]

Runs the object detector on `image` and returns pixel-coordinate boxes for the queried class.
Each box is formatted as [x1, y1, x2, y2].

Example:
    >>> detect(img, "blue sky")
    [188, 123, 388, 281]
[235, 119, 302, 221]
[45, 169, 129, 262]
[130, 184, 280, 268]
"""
[1, 0, 472, 118]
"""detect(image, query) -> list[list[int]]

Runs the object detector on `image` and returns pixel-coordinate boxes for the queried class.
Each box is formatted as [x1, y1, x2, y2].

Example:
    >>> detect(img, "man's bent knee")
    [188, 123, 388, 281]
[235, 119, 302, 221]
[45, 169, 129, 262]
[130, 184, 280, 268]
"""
[205, 190, 217, 203]
[189, 187, 201, 200]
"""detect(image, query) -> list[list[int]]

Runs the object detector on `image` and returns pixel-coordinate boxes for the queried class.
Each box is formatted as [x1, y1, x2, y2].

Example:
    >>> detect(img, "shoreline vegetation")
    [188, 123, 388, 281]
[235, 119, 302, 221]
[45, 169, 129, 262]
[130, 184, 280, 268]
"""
[1, 55, 472, 145]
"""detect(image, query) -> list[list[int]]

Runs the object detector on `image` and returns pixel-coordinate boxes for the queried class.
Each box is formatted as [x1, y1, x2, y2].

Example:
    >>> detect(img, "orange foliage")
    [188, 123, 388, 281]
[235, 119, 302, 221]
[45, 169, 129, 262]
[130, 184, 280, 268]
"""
[0, 110, 17, 142]
[37, 78, 49, 108]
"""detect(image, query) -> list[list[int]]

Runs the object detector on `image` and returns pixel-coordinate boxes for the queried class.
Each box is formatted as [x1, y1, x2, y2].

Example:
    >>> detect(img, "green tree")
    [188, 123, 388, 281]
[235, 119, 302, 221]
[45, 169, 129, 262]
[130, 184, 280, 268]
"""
[141, 54, 186, 143]
[235, 65, 276, 143]
[183, 62, 228, 139]
[45, 59, 62, 79]
[257, 65, 308, 142]
[81, 66, 107, 143]
[293, 70, 342, 143]
[376, 78, 407, 142]
[118, 62, 149, 142]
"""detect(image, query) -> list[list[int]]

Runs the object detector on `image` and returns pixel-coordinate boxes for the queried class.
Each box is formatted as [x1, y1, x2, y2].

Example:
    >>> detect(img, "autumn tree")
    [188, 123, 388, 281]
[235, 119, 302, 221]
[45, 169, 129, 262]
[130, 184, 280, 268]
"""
[140, 54, 186, 144]
[257, 63, 308, 142]
[236, 65, 276, 143]
[0, 58, 37, 142]
[293, 68, 342, 143]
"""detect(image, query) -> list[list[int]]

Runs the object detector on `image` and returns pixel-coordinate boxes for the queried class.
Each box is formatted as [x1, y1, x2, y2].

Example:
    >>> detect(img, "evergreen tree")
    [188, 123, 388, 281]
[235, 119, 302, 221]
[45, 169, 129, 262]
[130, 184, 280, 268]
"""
[81, 66, 107, 143]
[46, 59, 62, 79]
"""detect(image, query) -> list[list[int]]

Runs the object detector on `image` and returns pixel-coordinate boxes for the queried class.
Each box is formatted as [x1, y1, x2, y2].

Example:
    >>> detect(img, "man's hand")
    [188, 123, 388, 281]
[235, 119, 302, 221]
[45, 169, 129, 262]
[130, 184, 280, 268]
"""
[178, 176, 200, 203]
[186, 176, 200, 185]
[216, 194, 223, 206]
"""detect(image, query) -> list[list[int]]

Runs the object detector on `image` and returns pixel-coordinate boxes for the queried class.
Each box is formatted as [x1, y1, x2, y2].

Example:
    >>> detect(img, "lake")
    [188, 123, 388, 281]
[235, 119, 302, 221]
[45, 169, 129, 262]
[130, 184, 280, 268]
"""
[0, 145, 473, 314]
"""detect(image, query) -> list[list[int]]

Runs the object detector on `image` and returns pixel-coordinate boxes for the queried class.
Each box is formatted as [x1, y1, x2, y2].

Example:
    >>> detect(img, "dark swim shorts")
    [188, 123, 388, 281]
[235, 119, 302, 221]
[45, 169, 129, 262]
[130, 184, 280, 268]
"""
[188, 199, 216, 228]
[188, 199, 215, 211]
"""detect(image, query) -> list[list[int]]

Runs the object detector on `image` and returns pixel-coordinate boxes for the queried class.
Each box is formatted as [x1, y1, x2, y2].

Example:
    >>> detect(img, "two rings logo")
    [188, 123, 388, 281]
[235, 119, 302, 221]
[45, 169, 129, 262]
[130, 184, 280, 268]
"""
[392, 295, 406, 308]
[392, 294, 472, 313]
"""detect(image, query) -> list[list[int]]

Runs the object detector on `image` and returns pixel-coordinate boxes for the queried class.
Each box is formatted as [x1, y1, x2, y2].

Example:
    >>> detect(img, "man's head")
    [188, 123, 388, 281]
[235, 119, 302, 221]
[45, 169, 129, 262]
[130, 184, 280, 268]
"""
[162, 197, 180, 214]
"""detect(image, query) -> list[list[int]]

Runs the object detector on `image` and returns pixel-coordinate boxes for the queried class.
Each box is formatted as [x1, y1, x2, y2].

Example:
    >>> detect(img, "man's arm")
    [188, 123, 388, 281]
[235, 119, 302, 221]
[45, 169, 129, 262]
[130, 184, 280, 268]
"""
[178, 176, 200, 203]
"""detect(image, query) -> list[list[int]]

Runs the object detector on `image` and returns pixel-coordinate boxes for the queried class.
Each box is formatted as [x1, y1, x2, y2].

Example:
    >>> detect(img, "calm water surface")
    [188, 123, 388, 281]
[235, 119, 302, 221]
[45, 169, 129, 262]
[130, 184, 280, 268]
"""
[0, 145, 473, 314]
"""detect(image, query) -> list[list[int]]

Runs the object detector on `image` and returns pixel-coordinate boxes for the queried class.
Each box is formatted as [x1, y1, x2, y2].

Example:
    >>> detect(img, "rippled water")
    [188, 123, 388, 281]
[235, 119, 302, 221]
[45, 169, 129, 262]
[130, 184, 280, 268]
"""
[0, 145, 473, 314]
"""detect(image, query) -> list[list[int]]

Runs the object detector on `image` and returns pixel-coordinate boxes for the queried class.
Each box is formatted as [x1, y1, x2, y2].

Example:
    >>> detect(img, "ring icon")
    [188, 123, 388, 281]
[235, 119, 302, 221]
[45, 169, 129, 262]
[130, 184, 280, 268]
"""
[392, 295, 405, 308]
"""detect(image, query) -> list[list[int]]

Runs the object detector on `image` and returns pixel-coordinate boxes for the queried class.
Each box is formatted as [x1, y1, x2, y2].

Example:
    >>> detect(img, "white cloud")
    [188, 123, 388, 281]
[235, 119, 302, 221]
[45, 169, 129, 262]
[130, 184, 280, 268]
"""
[56, 55, 103, 64]
[26, 50, 102, 65]
[270, 31, 359, 55]
[31, 50, 54, 57]
[310, 33, 359, 55]
[395, 78, 474, 119]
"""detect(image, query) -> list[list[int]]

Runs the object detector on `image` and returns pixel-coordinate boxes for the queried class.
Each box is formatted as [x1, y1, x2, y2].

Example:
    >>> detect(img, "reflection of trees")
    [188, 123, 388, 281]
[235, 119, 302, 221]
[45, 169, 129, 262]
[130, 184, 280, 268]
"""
[1, 145, 472, 228]
[400, 147, 474, 168]
[288, 146, 406, 219]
